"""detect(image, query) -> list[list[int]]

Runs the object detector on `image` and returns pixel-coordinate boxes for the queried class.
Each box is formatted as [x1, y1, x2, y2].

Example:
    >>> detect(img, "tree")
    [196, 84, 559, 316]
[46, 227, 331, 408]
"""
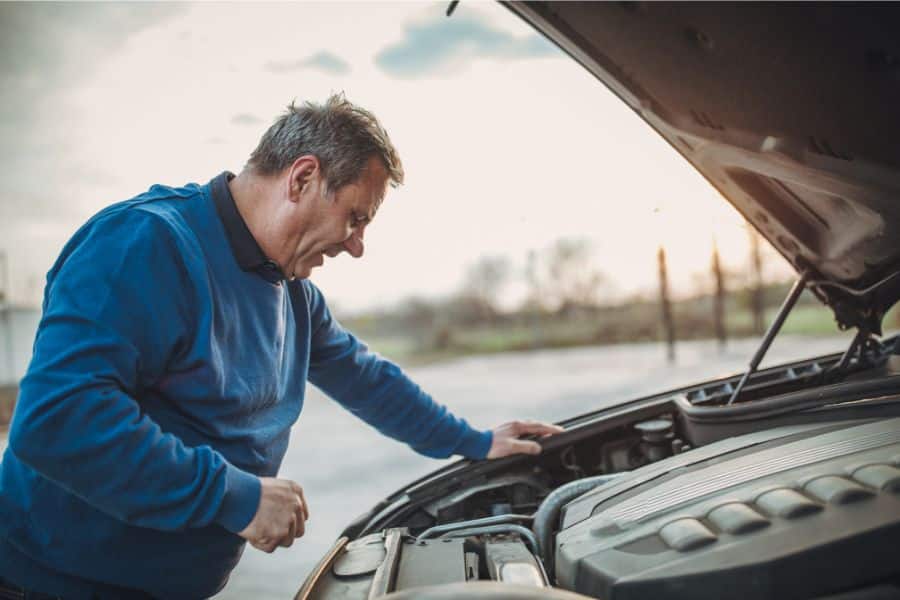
[522, 249, 544, 313]
[545, 238, 605, 313]
[460, 255, 511, 323]
[397, 296, 439, 332]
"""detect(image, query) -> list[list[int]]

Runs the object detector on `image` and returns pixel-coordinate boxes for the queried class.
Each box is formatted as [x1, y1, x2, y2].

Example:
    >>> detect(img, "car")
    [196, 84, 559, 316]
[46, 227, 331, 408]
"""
[294, 3, 900, 599]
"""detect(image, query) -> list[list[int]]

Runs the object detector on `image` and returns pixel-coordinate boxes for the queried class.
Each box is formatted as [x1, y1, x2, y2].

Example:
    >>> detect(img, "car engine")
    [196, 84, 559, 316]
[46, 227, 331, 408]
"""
[302, 410, 900, 600]
[554, 417, 900, 599]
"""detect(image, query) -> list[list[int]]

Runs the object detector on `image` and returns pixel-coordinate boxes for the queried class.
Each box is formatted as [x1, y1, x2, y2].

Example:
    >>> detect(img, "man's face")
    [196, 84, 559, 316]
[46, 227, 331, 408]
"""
[287, 156, 389, 280]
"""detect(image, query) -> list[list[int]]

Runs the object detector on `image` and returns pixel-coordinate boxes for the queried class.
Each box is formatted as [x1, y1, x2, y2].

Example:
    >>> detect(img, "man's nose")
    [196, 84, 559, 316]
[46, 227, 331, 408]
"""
[343, 228, 365, 258]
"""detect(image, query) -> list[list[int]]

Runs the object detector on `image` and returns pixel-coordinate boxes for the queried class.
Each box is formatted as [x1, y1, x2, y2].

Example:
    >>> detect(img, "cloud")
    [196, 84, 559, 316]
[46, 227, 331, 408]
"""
[0, 3, 184, 302]
[0, 3, 183, 151]
[231, 113, 264, 126]
[375, 7, 557, 78]
[0, 2, 184, 191]
[264, 51, 351, 75]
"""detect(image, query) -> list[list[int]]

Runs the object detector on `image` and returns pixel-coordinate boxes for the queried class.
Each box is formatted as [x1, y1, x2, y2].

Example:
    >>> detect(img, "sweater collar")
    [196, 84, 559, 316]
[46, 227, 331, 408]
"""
[210, 171, 286, 284]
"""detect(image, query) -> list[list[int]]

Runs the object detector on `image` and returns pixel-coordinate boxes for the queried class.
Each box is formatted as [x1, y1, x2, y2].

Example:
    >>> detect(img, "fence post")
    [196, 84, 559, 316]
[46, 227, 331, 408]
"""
[657, 246, 676, 363]
[712, 240, 727, 350]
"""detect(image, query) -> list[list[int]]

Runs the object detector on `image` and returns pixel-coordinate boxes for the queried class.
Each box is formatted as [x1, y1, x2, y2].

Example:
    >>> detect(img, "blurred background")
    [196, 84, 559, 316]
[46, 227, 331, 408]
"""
[0, 2, 897, 598]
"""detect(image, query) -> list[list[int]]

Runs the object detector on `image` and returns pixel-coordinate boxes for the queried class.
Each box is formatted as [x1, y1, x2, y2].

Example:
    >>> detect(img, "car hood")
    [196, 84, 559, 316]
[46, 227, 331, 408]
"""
[507, 2, 900, 332]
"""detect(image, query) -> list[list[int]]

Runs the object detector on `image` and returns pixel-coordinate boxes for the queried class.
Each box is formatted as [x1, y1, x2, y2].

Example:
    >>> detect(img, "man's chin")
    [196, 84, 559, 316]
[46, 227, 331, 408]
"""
[292, 255, 325, 280]
[291, 265, 314, 280]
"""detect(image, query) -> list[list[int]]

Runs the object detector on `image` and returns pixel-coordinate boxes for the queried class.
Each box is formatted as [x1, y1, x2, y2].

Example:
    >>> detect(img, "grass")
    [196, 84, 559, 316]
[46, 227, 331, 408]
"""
[358, 301, 852, 366]
[373, 285, 900, 367]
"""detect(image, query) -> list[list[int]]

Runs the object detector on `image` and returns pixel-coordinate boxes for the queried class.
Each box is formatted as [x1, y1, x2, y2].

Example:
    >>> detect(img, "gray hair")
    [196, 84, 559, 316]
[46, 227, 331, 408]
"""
[247, 93, 404, 193]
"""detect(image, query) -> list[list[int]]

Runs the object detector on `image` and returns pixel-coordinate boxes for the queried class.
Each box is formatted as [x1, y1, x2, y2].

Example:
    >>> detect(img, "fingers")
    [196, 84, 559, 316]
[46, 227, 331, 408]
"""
[488, 438, 542, 459]
[294, 499, 306, 539]
[241, 477, 311, 553]
[279, 514, 297, 548]
[290, 482, 308, 539]
[512, 420, 565, 437]
[253, 537, 278, 554]
[510, 439, 542, 455]
[292, 481, 310, 524]
[487, 420, 566, 459]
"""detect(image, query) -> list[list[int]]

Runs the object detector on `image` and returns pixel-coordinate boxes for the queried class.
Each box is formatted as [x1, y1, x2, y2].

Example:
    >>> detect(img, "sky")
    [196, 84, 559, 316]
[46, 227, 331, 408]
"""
[0, 1, 792, 314]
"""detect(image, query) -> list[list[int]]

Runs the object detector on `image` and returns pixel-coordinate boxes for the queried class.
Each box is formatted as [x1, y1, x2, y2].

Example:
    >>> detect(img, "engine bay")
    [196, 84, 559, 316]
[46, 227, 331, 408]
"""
[302, 343, 900, 600]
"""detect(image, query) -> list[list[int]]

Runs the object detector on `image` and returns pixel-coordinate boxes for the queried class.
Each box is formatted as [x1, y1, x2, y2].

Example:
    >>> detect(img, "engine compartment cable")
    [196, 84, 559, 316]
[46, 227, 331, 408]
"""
[414, 513, 533, 545]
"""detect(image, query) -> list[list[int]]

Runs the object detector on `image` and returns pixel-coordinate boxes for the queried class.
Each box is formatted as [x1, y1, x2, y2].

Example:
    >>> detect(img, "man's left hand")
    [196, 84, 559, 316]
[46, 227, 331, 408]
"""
[486, 420, 565, 459]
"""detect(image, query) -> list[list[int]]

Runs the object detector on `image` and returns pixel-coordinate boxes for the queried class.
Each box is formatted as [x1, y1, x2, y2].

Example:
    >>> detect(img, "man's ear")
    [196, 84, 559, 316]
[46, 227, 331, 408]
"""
[286, 155, 320, 203]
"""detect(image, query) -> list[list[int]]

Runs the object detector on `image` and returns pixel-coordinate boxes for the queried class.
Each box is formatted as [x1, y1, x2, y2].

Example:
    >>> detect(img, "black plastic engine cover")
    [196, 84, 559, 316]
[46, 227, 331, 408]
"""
[555, 418, 900, 599]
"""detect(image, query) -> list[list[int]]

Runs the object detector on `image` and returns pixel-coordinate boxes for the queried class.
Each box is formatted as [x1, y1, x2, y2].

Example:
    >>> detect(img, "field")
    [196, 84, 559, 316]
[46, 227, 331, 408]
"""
[350, 292, 880, 367]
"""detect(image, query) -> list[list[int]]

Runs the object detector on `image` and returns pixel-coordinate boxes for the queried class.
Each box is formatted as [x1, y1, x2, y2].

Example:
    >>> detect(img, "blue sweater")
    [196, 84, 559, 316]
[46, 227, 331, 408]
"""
[0, 176, 492, 599]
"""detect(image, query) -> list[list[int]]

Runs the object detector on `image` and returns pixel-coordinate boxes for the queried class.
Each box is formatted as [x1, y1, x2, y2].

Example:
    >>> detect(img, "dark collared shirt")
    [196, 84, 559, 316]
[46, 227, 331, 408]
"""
[210, 171, 286, 283]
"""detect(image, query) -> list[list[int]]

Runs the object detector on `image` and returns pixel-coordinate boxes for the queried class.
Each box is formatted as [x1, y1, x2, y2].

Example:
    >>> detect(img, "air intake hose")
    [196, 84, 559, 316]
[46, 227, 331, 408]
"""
[532, 474, 623, 575]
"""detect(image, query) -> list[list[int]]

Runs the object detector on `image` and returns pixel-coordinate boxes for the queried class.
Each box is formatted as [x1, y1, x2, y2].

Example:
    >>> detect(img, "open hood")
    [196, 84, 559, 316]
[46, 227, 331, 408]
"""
[507, 2, 900, 332]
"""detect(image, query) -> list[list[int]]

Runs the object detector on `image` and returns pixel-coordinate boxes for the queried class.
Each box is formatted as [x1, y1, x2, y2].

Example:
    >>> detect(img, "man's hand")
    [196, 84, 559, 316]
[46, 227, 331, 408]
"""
[486, 420, 565, 459]
[237, 477, 309, 553]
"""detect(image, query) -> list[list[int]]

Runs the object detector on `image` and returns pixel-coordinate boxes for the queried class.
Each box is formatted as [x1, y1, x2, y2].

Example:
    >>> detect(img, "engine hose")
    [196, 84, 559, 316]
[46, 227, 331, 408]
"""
[532, 474, 623, 575]
[415, 514, 533, 544]
[436, 524, 540, 555]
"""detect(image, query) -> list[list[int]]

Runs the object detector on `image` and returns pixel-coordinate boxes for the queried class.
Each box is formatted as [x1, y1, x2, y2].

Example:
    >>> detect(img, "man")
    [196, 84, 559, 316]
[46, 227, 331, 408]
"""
[0, 95, 563, 599]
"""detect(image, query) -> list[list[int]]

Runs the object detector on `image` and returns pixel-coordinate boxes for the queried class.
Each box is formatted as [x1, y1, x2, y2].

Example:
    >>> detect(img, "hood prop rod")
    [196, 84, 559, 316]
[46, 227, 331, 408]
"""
[727, 271, 810, 405]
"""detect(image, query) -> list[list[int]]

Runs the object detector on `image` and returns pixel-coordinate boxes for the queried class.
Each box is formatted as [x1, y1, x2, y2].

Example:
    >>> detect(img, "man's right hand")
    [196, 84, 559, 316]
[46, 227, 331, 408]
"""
[237, 477, 309, 553]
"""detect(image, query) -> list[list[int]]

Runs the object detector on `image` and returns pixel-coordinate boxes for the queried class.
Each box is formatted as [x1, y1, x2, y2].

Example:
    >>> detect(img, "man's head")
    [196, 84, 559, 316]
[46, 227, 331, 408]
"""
[237, 94, 404, 280]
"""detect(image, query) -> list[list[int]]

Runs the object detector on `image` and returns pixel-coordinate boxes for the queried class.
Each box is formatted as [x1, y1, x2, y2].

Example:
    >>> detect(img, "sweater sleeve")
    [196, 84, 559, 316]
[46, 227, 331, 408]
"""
[8, 209, 260, 534]
[304, 282, 492, 460]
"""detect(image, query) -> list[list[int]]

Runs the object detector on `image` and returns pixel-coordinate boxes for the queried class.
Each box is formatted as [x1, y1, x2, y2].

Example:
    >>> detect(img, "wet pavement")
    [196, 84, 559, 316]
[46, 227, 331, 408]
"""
[213, 334, 852, 599]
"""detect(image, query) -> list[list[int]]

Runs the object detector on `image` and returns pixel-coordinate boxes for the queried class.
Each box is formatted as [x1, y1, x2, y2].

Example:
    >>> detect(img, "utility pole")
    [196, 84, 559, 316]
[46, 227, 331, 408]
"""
[657, 246, 676, 363]
[711, 239, 727, 351]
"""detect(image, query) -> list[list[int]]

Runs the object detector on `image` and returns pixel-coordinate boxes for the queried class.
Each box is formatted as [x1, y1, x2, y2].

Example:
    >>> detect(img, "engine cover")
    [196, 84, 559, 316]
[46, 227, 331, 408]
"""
[555, 418, 900, 599]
